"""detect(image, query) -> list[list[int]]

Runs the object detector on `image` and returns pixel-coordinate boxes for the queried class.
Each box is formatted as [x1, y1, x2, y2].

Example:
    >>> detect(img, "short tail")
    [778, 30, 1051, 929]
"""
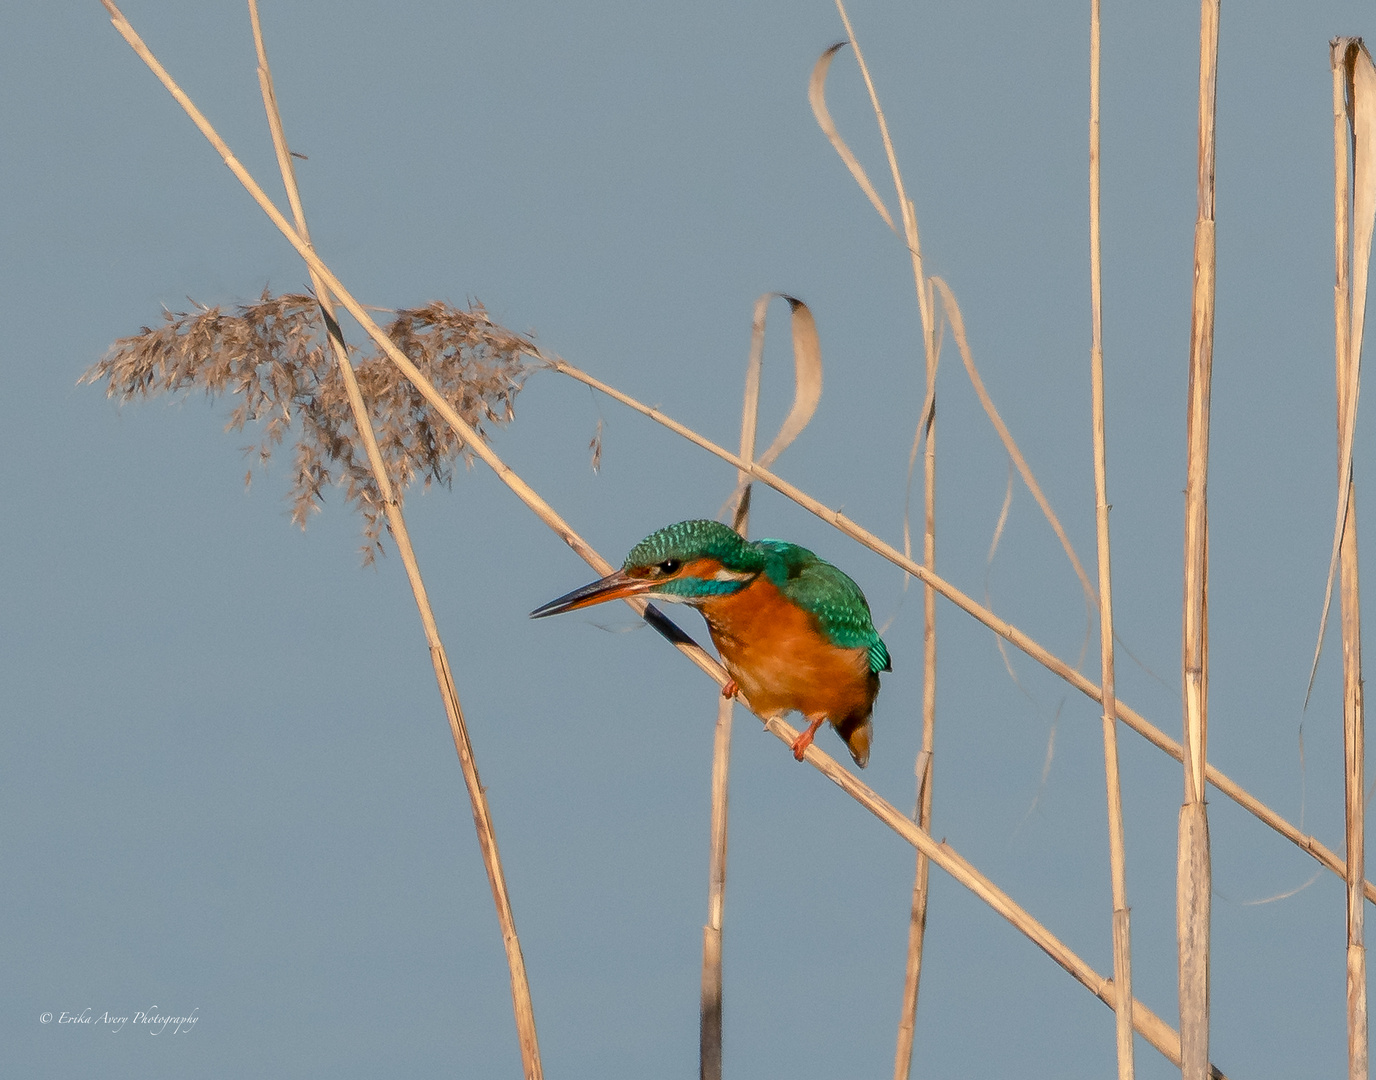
[833, 713, 872, 768]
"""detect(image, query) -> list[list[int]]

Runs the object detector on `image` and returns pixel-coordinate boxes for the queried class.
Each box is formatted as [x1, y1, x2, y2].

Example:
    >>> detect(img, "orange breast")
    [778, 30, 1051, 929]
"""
[698, 577, 875, 723]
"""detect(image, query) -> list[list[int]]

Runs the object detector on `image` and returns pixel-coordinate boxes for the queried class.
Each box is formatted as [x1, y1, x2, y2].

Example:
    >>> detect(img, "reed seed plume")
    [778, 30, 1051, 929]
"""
[83, 292, 534, 562]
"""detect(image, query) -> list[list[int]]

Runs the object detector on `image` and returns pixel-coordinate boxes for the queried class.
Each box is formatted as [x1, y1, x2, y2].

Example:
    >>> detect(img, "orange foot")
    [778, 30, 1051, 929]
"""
[721, 679, 738, 700]
[790, 715, 828, 762]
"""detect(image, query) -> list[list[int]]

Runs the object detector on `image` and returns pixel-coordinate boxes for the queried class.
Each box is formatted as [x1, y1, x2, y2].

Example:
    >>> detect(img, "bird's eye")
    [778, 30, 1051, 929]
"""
[658, 558, 682, 575]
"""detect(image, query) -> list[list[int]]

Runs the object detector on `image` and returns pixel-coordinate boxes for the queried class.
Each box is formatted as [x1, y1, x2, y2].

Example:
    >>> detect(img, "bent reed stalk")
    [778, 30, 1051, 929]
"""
[244, 3, 544, 1076]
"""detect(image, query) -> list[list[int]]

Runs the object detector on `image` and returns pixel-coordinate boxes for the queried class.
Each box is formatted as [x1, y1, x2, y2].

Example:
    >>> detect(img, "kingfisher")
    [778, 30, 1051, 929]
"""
[531, 520, 890, 767]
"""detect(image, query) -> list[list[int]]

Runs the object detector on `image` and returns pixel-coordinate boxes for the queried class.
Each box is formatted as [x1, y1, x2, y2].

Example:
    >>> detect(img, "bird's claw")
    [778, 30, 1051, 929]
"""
[721, 679, 738, 700]
[790, 716, 827, 762]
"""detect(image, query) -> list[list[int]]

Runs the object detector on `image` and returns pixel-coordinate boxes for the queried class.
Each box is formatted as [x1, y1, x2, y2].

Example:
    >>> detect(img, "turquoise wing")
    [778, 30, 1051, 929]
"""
[756, 540, 892, 674]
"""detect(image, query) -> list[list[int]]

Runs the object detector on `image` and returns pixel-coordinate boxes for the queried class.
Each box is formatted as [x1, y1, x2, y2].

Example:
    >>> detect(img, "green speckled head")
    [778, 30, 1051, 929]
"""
[623, 520, 765, 573]
[622, 520, 766, 602]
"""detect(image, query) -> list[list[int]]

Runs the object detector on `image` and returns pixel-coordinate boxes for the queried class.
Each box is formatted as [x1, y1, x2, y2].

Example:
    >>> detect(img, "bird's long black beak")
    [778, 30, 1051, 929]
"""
[529, 569, 654, 618]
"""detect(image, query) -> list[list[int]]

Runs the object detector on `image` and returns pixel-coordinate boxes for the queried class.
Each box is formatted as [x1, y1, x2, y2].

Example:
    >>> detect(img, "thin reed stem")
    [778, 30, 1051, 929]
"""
[1180, 2, 1220, 1076]
[700, 687, 731, 1080]
[823, 9, 944, 1073]
[1333, 38, 1372, 1080]
[700, 296, 771, 1080]
[1334, 43, 1356, 1080]
[951, 307, 1096, 613]
[894, 271, 937, 1080]
[1090, 3, 1135, 1077]
[245, 4, 544, 1073]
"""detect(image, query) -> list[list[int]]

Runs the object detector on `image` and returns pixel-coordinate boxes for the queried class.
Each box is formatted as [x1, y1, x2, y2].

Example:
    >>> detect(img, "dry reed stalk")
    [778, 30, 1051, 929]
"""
[1307, 44, 1376, 712]
[700, 299, 757, 1080]
[811, 27, 1120, 1062]
[1332, 37, 1376, 1080]
[808, 20, 948, 1070]
[809, 42, 896, 233]
[700, 700, 731, 1080]
[246, 4, 542, 1075]
[895, 314, 938, 1080]
[546, 350, 1376, 900]
[895, 352, 938, 1080]
[1179, 3, 1220, 1077]
[1089, 4, 1135, 1077]
[1334, 41, 1355, 1080]
[698, 448, 757, 1080]
[946, 299, 1097, 612]
[830, 1, 934, 335]
[700, 293, 819, 1079]
[767, 714, 1227, 1079]
[718, 297, 824, 521]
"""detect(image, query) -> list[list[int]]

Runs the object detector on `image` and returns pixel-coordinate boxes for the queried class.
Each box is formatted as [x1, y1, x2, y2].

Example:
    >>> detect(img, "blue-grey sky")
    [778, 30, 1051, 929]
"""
[3, 1, 1373, 1077]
